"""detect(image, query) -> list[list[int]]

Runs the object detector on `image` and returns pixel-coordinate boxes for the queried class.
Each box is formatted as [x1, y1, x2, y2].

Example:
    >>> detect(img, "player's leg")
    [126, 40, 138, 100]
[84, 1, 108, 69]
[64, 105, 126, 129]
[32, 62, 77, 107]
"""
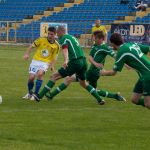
[22, 73, 35, 99]
[34, 70, 44, 95]
[131, 79, 144, 107]
[23, 60, 38, 99]
[46, 75, 77, 100]
[79, 79, 105, 105]
[87, 71, 125, 101]
[36, 71, 62, 100]
[97, 90, 126, 101]
[29, 61, 50, 100]
[28, 74, 35, 94]
[143, 79, 150, 109]
[86, 70, 99, 88]
[77, 59, 105, 105]
[131, 92, 143, 106]
[89, 83, 125, 102]
[34, 61, 49, 95]
[144, 96, 150, 109]
[34, 61, 76, 101]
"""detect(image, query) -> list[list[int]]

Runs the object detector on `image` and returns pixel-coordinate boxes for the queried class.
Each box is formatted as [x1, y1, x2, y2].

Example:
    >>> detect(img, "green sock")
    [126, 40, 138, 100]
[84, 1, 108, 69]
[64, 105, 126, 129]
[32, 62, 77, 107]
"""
[50, 83, 67, 98]
[136, 98, 145, 107]
[86, 85, 102, 102]
[39, 80, 55, 99]
[97, 90, 117, 99]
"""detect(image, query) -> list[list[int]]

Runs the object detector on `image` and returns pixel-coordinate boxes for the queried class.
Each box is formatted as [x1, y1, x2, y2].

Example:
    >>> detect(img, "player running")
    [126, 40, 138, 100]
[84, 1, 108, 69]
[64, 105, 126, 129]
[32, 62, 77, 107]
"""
[101, 33, 150, 109]
[45, 31, 126, 102]
[23, 27, 60, 100]
[32, 26, 105, 105]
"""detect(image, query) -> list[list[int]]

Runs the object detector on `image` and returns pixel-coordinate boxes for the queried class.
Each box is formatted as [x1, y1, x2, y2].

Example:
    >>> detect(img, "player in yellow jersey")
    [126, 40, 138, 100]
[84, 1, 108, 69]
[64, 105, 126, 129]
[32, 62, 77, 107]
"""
[22, 27, 60, 100]
[92, 19, 107, 42]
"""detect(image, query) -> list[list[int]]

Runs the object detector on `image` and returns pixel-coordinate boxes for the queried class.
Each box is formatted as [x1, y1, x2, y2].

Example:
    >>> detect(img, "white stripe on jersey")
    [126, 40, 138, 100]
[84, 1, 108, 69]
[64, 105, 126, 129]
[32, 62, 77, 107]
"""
[116, 53, 150, 71]
[93, 49, 115, 59]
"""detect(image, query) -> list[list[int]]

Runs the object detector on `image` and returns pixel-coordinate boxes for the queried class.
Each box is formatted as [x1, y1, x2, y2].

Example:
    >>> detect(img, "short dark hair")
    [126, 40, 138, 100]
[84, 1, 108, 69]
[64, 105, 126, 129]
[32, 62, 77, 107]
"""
[48, 26, 56, 33]
[110, 33, 124, 46]
[93, 30, 105, 40]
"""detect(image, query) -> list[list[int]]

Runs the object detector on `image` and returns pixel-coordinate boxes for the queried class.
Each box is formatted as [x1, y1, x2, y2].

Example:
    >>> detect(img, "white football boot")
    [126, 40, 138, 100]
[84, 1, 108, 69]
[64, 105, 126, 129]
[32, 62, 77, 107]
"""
[22, 93, 32, 100]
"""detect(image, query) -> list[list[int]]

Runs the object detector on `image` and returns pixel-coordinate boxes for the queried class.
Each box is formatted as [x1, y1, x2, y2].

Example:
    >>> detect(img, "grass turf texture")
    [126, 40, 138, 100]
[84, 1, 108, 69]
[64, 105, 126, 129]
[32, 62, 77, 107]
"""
[0, 45, 150, 150]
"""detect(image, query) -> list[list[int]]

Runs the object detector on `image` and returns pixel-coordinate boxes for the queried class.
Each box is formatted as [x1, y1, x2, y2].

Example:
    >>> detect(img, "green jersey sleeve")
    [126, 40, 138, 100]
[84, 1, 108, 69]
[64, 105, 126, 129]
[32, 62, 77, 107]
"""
[138, 44, 150, 54]
[113, 48, 126, 72]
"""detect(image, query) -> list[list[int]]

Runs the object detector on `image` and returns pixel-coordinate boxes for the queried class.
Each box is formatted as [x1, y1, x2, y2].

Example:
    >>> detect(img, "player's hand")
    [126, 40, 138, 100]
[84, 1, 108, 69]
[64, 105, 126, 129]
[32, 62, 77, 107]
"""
[23, 54, 29, 60]
[95, 63, 103, 68]
[100, 69, 106, 76]
[62, 60, 68, 69]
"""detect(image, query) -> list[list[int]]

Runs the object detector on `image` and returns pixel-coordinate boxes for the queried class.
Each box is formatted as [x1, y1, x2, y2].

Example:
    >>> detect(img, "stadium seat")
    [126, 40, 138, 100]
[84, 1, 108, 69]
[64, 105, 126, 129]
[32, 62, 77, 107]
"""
[0, 0, 149, 41]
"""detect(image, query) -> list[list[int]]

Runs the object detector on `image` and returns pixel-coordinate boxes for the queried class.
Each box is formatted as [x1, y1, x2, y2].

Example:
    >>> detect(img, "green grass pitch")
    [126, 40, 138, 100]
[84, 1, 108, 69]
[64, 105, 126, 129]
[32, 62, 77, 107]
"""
[0, 45, 150, 150]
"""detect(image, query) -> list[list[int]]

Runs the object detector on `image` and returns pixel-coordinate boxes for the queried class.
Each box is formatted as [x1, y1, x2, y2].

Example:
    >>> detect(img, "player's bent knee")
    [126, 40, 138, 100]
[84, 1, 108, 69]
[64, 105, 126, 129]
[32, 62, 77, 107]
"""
[50, 72, 62, 81]
[37, 73, 44, 79]
[37, 71, 44, 76]
[29, 76, 35, 81]
[29, 78, 34, 82]
[79, 80, 88, 89]
[64, 77, 73, 85]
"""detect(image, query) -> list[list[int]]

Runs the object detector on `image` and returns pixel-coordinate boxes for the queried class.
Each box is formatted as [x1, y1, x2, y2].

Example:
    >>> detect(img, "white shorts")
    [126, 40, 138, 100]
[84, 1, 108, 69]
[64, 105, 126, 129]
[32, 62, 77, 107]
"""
[29, 60, 49, 74]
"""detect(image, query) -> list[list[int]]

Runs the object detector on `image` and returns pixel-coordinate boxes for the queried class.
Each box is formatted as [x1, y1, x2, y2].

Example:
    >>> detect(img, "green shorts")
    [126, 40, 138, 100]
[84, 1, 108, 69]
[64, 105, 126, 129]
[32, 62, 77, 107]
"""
[86, 69, 99, 88]
[58, 58, 87, 80]
[133, 79, 150, 96]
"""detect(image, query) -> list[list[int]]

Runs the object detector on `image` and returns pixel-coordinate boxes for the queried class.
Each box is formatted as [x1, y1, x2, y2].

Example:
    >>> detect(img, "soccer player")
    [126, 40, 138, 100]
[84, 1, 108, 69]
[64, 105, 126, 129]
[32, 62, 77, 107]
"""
[22, 27, 60, 100]
[33, 26, 105, 105]
[100, 33, 150, 109]
[45, 31, 126, 102]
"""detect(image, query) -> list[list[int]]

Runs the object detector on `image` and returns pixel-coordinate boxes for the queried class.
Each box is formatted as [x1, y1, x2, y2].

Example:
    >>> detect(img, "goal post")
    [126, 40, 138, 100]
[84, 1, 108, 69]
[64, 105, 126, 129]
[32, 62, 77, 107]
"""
[0, 21, 17, 43]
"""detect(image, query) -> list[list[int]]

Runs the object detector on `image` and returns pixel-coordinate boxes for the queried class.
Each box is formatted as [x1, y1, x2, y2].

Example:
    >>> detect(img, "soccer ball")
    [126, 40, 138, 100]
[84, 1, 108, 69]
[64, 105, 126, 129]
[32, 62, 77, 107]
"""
[0, 95, 2, 104]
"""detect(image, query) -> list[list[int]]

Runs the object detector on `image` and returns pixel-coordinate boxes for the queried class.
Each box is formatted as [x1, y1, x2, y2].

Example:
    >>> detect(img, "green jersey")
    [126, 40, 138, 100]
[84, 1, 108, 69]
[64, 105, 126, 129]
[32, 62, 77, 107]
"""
[58, 34, 85, 61]
[113, 42, 150, 80]
[89, 43, 115, 74]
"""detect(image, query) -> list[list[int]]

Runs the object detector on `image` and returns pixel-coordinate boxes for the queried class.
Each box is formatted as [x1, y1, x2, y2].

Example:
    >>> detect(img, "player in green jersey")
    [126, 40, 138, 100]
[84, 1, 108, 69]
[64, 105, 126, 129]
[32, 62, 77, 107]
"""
[101, 33, 150, 109]
[32, 26, 105, 105]
[45, 31, 126, 102]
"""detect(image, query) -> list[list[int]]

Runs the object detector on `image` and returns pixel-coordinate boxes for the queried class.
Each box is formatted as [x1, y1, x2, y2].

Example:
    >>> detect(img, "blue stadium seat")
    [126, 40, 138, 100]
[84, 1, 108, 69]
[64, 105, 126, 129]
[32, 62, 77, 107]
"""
[0, 0, 149, 40]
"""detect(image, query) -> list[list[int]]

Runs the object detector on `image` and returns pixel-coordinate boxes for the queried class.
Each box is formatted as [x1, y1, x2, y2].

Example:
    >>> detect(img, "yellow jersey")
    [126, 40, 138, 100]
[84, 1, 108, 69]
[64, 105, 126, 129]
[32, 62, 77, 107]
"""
[92, 25, 107, 36]
[32, 37, 60, 63]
